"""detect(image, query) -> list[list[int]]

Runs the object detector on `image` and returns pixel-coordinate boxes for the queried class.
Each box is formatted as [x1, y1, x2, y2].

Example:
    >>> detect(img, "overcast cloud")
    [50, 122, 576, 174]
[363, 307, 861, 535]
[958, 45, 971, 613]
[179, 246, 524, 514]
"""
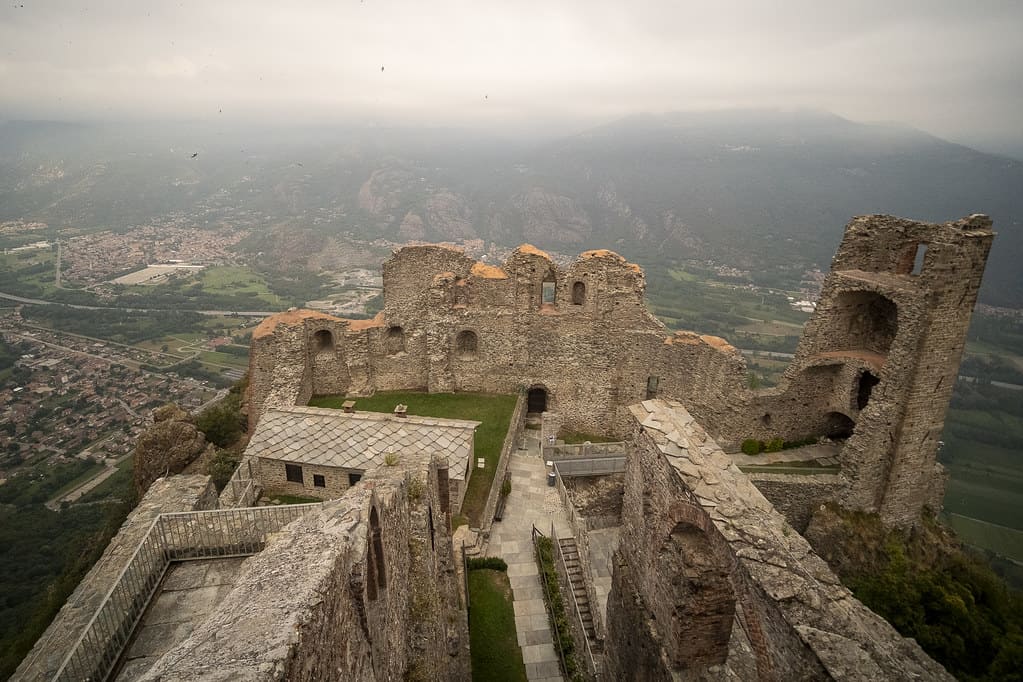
[1, 0, 1020, 150]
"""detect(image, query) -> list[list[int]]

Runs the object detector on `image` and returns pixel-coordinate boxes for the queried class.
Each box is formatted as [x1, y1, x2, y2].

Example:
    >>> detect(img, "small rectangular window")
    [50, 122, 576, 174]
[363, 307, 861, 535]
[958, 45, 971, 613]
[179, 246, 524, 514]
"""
[912, 243, 928, 275]
[285, 463, 303, 484]
[348, 472, 362, 487]
[646, 376, 659, 400]
[313, 474, 326, 488]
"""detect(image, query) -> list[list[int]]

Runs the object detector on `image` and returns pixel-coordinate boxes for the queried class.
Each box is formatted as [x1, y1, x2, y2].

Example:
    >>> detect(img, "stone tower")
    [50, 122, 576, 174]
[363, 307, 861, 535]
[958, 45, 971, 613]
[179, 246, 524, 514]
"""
[785, 214, 994, 526]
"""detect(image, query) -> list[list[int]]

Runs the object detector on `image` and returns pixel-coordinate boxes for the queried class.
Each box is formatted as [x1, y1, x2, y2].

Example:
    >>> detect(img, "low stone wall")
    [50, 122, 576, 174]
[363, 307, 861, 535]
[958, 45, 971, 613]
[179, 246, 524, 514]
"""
[139, 456, 468, 682]
[478, 390, 525, 534]
[13, 476, 217, 682]
[748, 472, 847, 533]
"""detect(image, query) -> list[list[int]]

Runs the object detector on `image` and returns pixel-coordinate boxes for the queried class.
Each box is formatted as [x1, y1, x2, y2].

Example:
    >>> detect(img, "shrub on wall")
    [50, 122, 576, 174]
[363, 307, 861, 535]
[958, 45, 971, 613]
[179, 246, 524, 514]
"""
[741, 439, 763, 455]
[468, 556, 508, 572]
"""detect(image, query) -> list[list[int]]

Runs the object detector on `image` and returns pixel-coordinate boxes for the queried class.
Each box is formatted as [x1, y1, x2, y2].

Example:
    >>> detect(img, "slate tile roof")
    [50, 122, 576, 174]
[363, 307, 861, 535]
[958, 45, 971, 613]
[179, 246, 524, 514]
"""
[245, 406, 480, 480]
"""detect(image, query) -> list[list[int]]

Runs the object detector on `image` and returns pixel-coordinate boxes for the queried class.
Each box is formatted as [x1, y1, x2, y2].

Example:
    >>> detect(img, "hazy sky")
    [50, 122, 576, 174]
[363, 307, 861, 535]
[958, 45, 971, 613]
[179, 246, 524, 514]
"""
[1, 0, 1021, 150]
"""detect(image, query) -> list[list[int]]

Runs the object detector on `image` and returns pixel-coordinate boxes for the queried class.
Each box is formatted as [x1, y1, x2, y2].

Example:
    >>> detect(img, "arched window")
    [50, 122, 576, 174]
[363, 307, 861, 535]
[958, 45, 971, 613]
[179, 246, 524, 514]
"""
[385, 326, 405, 355]
[572, 281, 586, 305]
[540, 268, 557, 306]
[312, 329, 334, 353]
[455, 330, 479, 360]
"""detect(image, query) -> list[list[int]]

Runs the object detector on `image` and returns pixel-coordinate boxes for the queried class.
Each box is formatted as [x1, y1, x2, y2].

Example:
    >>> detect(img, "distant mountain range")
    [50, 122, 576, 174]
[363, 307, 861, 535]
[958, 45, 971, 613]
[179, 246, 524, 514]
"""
[1, 111, 1020, 305]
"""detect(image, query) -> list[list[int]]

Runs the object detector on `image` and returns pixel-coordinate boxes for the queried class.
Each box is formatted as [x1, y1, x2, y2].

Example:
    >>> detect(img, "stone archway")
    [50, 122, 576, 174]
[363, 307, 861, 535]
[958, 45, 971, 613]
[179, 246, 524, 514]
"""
[825, 411, 856, 439]
[527, 386, 548, 414]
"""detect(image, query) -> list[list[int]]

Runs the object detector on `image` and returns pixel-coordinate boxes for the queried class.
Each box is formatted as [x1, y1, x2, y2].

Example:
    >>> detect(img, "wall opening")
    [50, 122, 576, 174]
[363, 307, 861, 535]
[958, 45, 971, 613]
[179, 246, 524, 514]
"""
[385, 326, 405, 355]
[348, 472, 362, 487]
[912, 243, 928, 275]
[312, 329, 334, 353]
[856, 370, 880, 410]
[540, 268, 557, 306]
[455, 330, 479, 360]
[368, 506, 386, 598]
[646, 376, 659, 400]
[572, 281, 586, 305]
[313, 474, 325, 488]
[831, 290, 898, 355]
[428, 505, 435, 551]
[527, 386, 548, 413]
[824, 411, 856, 440]
[285, 463, 304, 484]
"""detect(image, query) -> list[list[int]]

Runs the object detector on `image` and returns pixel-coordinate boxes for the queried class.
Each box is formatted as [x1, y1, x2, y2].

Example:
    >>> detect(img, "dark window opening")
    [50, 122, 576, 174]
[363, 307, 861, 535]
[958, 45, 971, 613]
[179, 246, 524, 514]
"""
[824, 412, 856, 440]
[572, 281, 586, 305]
[285, 463, 304, 484]
[527, 387, 548, 413]
[312, 329, 334, 353]
[348, 472, 362, 487]
[761, 413, 772, 426]
[540, 268, 557, 306]
[856, 371, 880, 410]
[455, 330, 479, 360]
[313, 474, 326, 488]
[646, 376, 659, 400]
[437, 467, 450, 513]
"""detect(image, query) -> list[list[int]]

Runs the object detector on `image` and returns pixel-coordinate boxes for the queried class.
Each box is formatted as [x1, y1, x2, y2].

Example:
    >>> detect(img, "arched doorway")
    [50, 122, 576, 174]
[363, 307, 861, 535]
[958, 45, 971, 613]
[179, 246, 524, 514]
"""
[527, 387, 548, 414]
[856, 370, 880, 410]
[824, 411, 856, 439]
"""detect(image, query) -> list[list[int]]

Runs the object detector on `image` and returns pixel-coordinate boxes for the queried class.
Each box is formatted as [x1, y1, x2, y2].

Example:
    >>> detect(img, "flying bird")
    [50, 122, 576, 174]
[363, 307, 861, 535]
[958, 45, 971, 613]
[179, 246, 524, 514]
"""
[190, 152, 198, 158]
[381, 66, 384, 72]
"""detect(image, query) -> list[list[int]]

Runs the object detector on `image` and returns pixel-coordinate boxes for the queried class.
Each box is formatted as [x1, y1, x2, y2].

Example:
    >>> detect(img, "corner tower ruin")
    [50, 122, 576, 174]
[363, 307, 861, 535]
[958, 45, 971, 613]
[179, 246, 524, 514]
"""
[757, 214, 994, 526]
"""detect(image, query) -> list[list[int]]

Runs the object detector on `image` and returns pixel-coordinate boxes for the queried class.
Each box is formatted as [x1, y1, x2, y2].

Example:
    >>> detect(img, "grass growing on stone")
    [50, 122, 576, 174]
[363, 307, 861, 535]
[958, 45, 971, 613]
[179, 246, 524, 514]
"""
[468, 569, 527, 682]
[309, 391, 517, 526]
[558, 430, 620, 444]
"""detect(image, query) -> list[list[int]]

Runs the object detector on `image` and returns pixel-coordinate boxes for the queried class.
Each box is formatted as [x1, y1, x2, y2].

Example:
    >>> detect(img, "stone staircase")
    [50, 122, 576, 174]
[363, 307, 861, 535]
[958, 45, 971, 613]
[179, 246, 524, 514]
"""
[558, 537, 601, 650]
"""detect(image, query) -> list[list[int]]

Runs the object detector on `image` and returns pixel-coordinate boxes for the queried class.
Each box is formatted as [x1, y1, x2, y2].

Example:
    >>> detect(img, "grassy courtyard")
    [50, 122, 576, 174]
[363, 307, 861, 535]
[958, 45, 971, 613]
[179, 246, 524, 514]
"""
[308, 391, 518, 525]
[468, 568, 527, 682]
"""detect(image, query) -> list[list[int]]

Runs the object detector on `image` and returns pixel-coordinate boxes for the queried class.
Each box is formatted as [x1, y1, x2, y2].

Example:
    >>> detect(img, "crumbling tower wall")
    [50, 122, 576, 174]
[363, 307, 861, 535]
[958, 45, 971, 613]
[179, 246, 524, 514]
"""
[744, 215, 994, 526]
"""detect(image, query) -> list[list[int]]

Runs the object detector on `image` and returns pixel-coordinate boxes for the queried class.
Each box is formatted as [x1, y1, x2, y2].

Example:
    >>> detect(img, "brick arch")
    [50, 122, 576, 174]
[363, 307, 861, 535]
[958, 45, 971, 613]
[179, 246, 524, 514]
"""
[655, 502, 736, 670]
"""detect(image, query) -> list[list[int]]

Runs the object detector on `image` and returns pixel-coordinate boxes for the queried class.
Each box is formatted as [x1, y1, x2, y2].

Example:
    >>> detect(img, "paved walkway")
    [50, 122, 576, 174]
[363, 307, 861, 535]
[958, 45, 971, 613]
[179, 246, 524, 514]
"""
[487, 431, 572, 682]
[729, 441, 840, 467]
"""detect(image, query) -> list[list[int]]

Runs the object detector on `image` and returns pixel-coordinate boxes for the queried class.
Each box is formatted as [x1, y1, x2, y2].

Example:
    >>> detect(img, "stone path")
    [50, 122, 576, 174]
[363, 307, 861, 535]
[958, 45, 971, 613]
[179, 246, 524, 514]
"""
[115, 558, 247, 681]
[487, 431, 572, 682]
[729, 441, 841, 467]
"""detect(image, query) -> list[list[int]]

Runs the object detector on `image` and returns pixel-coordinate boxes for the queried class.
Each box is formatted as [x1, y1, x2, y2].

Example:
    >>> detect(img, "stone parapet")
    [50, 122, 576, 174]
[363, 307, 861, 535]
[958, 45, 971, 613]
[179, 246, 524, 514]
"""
[13, 476, 217, 682]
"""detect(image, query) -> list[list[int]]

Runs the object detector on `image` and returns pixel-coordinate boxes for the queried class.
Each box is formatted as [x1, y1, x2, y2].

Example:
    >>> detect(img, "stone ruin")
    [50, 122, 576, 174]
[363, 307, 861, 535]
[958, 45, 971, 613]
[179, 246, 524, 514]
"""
[13, 213, 993, 681]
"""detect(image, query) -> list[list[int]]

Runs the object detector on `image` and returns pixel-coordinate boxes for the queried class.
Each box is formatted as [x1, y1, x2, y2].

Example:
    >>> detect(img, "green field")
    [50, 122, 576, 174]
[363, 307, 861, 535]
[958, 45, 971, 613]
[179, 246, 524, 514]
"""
[945, 514, 1023, 563]
[200, 266, 278, 305]
[309, 391, 518, 526]
[468, 569, 528, 682]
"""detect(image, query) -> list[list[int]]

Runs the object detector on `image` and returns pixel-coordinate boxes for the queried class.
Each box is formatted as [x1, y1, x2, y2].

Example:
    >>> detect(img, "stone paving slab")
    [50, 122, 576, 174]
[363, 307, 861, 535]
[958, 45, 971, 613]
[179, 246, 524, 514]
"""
[486, 432, 569, 682]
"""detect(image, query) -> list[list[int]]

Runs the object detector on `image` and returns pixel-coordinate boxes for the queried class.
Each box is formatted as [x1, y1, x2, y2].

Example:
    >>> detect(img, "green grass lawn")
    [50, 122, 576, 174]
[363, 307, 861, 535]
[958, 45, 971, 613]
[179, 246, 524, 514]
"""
[558, 430, 620, 444]
[309, 391, 517, 526]
[198, 350, 250, 369]
[468, 569, 528, 682]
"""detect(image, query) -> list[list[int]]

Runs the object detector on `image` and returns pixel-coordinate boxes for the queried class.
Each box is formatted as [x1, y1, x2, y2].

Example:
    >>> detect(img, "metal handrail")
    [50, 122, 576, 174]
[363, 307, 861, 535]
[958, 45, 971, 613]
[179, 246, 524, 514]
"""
[551, 524, 598, 679]
[546, 442, 627, 460]
[52, 503, 323, 681]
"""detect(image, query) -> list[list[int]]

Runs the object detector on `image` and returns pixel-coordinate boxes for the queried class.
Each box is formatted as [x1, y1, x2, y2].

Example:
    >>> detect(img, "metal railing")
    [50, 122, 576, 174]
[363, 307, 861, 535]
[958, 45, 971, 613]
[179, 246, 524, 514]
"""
[545, 442, 626, 460]
[53, 503, 322, 682]
[551, 524, 599, 679]
[219, 457, 259, 508]
[553, 457, 626, 477]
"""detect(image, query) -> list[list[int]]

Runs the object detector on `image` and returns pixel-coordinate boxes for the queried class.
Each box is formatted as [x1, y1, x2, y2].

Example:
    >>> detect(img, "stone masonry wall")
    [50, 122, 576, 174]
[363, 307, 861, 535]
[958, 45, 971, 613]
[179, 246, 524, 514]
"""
[604, 399, 953, 681]
[13, 476, 217, 682]
[139, 455, 468, 682]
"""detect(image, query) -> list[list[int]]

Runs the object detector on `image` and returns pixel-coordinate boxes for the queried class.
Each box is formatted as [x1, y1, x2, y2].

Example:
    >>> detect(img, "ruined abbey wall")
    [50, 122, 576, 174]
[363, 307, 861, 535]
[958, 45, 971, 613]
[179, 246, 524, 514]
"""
[604, 400, 953, 681]
[139, 454, 467, 682]
[247, 214, 992, 527]
[248, 244, 751, 439]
